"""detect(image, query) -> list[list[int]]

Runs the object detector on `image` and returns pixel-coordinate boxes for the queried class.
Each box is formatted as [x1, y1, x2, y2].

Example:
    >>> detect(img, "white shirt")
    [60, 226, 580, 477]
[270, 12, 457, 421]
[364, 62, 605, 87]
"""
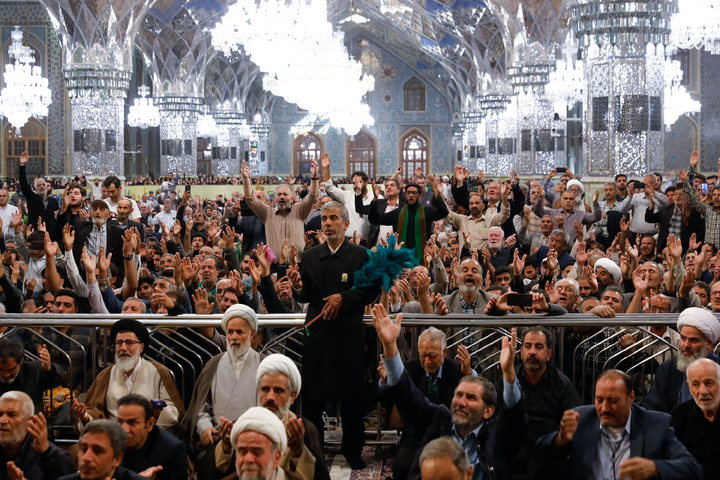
[0, 204, 18, 241]
[376, 199, 400, 246]
[104, 197, 141, 220]
[151, 210, 177, 229]
[324, 180, 373, 240]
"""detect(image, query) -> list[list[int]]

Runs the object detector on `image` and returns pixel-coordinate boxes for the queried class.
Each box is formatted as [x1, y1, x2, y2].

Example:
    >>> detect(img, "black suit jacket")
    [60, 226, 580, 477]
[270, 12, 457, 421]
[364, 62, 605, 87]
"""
[72, 220, 126, 280]
[535, 404, 702, 480]
[355, 196, 406, 247]
[388, 368, 527, 480]
[108, 218, 146, 243]
[404, 357, 466, 409]
[367, 195, 447, 249]
[121, 425, 187, 480]
[20, 164, 59, 232]
[295, 240, 380, 401]
[645, 204, 704, 252]
[59, 467, 145, 480]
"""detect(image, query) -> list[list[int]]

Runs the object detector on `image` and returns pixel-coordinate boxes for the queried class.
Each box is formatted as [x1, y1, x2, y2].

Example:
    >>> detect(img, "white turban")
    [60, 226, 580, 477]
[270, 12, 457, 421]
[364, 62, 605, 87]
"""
[677, 307, 720, 344]
[230, 406, 287, 452]
[566, 179, 585, 195]
[256, 354, 301, 394]
[221, 304, 259, 333]
[594, 258, 622, 284]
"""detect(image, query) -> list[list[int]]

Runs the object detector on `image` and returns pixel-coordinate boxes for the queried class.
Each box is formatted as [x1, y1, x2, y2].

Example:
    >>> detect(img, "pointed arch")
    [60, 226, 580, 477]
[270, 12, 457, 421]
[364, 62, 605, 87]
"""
[346, 130, 377, 178]
[399, 128, 430, 177]
[293, 131, 324, 176]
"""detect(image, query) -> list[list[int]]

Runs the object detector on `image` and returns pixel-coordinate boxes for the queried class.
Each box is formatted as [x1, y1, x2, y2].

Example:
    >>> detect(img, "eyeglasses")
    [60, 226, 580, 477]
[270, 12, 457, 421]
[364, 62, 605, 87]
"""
[115, 340, 142, 347]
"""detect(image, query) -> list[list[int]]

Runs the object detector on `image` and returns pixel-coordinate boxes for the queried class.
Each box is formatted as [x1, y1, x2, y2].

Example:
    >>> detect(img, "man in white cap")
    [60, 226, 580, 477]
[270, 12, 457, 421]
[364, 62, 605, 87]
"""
[644, 307, 720, 413]
[214, 354, 330, 480]
[594, 258, 622, 289]
[182, 304, 261, 458]
[231, 407, 299, 480]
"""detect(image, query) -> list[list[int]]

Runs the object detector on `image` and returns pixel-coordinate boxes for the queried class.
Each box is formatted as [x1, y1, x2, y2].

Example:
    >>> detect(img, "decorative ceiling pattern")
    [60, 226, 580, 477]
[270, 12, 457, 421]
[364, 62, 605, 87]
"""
[36, 0, 576, 117]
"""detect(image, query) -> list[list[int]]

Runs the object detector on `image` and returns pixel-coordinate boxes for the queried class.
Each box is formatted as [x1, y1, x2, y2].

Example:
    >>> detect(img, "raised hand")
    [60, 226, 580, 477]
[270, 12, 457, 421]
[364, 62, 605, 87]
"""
[433, 293, 449, 316]
[19, 151, 28, 166]
[43, 232, 58, 257]
[192, 288, 215, 315]
[62, 224, 75, 252]
[27, 412, 49, 453]
[690, 151, 700, 169]
[512, 249, 526, 277]
[371, 303, 402, 358]
[320, 152, 330, 169]
[288, 264, 303, 290]
[500, 328, 518, 383]
[456, 345, 473, 376]
[71, 397, 89, 422]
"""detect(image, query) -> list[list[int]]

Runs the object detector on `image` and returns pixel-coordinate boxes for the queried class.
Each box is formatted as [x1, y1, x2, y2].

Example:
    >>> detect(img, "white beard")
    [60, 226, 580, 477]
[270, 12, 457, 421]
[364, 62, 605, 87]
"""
[227, 337, 252, 375]
[115, 351, 140, 373]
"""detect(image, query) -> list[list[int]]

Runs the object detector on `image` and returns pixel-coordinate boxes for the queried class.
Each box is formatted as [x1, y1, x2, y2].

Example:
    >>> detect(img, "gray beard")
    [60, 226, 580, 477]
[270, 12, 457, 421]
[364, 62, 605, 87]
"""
[459, 284, 479, 297]
[276, 203, 291, 211]
[677, 349, 708, 373]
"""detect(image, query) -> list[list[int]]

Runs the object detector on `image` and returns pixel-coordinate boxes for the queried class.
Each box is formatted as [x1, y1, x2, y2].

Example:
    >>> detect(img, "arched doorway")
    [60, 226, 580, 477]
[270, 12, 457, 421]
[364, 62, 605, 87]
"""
[347, 130, 377, 178]
[293, 132, 323, 176]
[399, 129, 429, 178]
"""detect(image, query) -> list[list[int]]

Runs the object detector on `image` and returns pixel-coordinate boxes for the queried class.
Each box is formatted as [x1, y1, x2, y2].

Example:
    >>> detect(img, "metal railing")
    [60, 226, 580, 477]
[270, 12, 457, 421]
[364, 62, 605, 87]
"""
[0, 312, 695, 443]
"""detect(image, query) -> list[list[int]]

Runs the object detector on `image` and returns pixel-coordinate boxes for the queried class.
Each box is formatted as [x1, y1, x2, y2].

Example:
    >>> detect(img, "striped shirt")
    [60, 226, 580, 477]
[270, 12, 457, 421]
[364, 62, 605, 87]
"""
[684, 181, 720, 248]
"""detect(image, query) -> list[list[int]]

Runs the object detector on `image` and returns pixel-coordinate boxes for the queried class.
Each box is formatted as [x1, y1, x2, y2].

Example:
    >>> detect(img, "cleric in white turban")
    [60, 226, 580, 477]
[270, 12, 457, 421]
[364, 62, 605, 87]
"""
[595, 258, 622, 285]
[256, 354, 302, 395]
[181, 303, 262, 453]
[678, 307, 720, 344]
[231, 406, 288, 453]
[644, 306, 720, 413]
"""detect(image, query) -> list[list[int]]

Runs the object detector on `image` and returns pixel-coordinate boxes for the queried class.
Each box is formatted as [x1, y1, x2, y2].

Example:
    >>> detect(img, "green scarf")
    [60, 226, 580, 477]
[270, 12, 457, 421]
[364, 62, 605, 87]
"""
[397, 204, 426, 262]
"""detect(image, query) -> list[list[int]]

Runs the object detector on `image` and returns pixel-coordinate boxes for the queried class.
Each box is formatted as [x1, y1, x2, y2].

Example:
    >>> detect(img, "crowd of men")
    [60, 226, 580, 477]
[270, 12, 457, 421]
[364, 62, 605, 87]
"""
[0, 148, 719, 480]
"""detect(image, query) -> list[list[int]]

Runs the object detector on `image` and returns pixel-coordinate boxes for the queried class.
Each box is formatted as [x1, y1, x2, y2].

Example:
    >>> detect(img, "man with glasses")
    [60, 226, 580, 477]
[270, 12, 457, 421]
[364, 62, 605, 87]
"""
[368, 177, 448, 263]
[71, 319, 184, 428]
[536, 369, 701, 480]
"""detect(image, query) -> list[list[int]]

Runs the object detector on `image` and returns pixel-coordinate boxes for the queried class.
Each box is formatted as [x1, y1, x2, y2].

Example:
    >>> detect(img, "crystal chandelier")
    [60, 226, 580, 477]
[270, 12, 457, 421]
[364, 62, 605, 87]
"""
[127, 85, 160, 129]
[664, 58, 701, 128]
[0, 26, 51, 129]
[197, 109, 219, 138]
[670, 0, 720, 54]
[212, 0, 374, 135]
[545, 36, 584, 111]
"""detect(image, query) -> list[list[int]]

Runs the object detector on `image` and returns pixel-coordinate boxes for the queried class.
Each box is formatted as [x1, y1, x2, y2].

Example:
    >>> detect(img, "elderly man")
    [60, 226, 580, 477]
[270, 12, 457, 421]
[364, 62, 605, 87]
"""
[670, 358, 720, 479]
[517, 214, 554, 255]
[0, 391, 74, 480]
[373, 303, 527, 480]
[242, 159, 318, 258]
[378, 328, 471, 480]
[0, 188, 19, 241]
[116, 394, 186, 480]
[73, 199, 125, 278]
[644, 307, 720, 413]
[57, 420, 145, 480]
[109, 198, 146, 242]
[182, 304, 261, 456]
[681, 155, 720, 250]
[321, 153, 373, 244]
[289, 200, 380, 469]
[419, 438, 471, 480]
[230, 407, 295, 480]
[446, 190, 509, 251]
[71, 320, 184, 428]
[533, 187, 601, 245]
[214, 354, 329, 480]
[498, 327, 581, 479]
[535, 370, 702, 480]
[19, 151, 59, 232]
[102, 176, 141, 220]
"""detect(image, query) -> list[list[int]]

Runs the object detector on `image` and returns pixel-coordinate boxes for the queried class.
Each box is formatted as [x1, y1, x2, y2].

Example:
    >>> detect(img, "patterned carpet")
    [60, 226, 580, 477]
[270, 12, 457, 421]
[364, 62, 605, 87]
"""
[326, 446, 394, 480]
